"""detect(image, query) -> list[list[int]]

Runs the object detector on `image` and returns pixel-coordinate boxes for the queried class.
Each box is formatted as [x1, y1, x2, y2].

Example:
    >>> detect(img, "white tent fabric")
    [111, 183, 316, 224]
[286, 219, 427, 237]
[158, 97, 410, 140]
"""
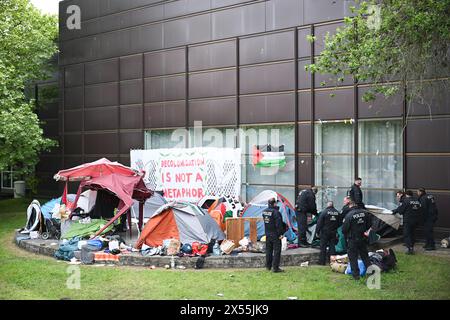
[366, 204, 401, 230]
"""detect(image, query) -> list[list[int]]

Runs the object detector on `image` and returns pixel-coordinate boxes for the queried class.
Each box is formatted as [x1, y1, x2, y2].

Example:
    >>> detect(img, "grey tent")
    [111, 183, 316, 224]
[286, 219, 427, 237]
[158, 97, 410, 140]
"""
[366, 205, 401, 237]
[135, 201, 225, 248]
[131, 192, 167, 220]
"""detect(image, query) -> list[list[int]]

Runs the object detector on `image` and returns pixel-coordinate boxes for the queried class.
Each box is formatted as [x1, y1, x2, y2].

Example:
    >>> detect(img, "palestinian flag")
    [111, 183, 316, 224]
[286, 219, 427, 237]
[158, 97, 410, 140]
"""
[252, 145, 286, 168]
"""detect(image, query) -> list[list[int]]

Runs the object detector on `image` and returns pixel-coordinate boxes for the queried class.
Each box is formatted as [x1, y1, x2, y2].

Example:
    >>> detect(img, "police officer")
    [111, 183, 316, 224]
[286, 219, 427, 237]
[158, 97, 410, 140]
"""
[348, 177, 365, 208]
[417, 188, 438, 251]
[341, 196, 352, 217]
[342, 201, 372, 280]
[262, 198, 285, 273]
[393, 190, 423, 254]
[295, 187, 318, 247]
[316, 201, 342, 265]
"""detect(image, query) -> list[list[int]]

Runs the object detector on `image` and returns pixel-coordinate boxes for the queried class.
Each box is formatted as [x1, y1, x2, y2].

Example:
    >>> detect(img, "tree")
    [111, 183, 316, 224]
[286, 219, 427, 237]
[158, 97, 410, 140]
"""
[306, 0, 449, 111]
[0, 0, 58, 177]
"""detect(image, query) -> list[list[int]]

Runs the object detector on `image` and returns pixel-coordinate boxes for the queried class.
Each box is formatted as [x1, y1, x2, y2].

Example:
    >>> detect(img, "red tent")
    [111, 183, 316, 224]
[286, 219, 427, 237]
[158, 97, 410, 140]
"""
[53, 158, 140, 206]
[70, 174, 153, 238]
[54, 158, 137, 182]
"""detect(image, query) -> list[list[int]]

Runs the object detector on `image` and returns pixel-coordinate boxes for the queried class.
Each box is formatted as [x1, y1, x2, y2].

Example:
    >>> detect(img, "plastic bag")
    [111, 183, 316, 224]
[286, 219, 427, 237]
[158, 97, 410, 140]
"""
[220, 239, 236, 255]
[281, 237, 287, 251]
[345, 259, 367, 276]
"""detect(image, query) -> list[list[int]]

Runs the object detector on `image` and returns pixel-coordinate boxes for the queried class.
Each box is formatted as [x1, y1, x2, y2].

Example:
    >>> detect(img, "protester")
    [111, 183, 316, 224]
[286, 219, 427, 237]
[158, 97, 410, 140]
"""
[295, 187, 318, 248]
[262, 198, 285, 273]
[417, 188, 438, 251]
[348, 178, 365, 208]
[316, 201, 342, 265]
[393, 190, 423, 254]
[342, 201, 372, 280]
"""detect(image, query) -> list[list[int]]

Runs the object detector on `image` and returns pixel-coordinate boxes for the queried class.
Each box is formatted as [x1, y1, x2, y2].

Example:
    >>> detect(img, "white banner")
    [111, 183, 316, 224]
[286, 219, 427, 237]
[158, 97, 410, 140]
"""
[131, 148, 241, 202]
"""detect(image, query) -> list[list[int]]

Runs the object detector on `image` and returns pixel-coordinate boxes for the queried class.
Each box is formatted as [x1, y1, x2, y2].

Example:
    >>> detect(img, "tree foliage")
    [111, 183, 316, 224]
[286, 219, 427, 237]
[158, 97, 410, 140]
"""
[0, 0, 58, 176]
[307, 0, 450, 107]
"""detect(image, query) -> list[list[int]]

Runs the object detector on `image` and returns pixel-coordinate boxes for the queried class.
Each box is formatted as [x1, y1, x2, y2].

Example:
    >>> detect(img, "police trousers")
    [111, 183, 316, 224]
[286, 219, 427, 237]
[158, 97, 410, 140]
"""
[296, 211, 308, 244]
[403, 216, 420, 249]
[266, 237, 281, 270]
[347, 239, 371, 278]
[319, 231, 337, 265]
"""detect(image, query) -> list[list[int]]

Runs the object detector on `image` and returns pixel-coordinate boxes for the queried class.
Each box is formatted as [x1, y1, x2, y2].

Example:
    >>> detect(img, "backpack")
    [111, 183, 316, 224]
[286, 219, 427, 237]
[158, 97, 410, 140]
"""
[195, 256, 206, 269]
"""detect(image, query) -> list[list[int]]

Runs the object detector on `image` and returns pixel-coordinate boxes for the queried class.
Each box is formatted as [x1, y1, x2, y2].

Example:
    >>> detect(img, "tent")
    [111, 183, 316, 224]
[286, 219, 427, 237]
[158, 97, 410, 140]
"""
[240, 190, 298, 242]
[69, 173, 153, 238]
[366, 205, 401, 237]
[198, 195, 243, 230]
[131, 192, 167, 220]
[135, 201, 225, 249]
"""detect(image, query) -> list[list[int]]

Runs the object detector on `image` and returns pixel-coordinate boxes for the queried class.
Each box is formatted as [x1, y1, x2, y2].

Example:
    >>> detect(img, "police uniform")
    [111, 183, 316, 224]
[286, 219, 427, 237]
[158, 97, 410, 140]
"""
[418, 193, 438, 249]
[295, 189, 317, 246]
[348, 184, 365, 208]
[342, 207, 372, 279]
[262, 204, 285, 271]
[316, 206, 342, 265]
[393, 195, 423, 252]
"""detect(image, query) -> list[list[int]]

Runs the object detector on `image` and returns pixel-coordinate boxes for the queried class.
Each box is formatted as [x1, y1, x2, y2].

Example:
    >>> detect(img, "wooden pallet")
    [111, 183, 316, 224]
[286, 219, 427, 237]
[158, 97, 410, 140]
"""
[225, 217, 263, 244]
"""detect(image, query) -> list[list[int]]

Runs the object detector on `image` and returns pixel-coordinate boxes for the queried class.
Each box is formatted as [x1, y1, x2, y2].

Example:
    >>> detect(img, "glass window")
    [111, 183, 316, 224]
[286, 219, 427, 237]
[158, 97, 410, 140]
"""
[358, 119, 403, 207]
[314, 121, 354, 188]
[316, 187, 349, 211]
[144, 129, 187, 149]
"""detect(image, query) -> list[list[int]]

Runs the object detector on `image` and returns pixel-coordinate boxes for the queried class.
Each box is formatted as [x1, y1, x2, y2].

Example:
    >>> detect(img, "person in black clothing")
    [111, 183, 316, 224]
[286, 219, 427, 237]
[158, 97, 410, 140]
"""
[295, 187, 318, 247]
[316, 201, 342, 265]
[342, 201, 372, 280]
[262, 198, 285, 273]
[393, 190, 423, 254]
[417, 188, 438, 251]
[348, 178, 365, 208]
[341, 196, 352, 217]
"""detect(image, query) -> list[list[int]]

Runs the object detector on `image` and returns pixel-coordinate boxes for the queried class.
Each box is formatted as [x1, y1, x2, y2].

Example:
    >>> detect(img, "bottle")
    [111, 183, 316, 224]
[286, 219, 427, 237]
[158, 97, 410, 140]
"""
[170, 255, 175, 269]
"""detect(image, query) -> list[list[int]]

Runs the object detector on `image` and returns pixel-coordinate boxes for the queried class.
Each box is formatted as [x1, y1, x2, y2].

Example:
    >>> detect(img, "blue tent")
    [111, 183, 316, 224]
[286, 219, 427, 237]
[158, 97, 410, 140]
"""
[241, 190, 298, 242]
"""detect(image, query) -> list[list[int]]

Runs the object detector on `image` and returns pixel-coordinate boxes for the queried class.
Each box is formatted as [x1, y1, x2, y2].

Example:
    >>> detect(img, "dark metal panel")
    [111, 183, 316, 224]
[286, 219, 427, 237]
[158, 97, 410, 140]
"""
[64, 64, 84, 87]
[189, 98, 237, 126]
[120, 105, 143, 129]
[62, 156, 83, 169]
[64, 87, 84, 110]
[304, 0, 355, 24]
[130, 23, 164, 54]
[212, 2, 265, 40]
[144, 101, 186, 127]
[240, 31, 295, 65]
[189, 69, 236, 99]
[313, 22, 345, 55]
[239, 93, 295, 124]
[358, 86, 403, 118]
[433, 193, 450, 228]
[212, 0, 256, 8]
[64, 110, 83, 132]
[409, 87, 450, 116]
[163, 14, 211, 47]
[144, 48, 186, 77]
[315, 71, 353, 88]
[266, 0, 304, 31]
[119, 155, 131, 166]
[297, 28, 311, 58]
[120, 132, 144, 154]
[120, 54, 143, 80]
[84, 106, 119, 131]
[297, 123, 311, 153]
[240, 61, 295, 94]
[85, 59, 119, 85]
[42, 119, 59, 137]
[406, 156, 450, 190]
[298, 59, 312, 89]
[144, 75, 186, 103]
[120, 79, 143, 105]
[36, 155, 62, 173]
[298, 91, 312, 120]
[189, 40, 236, 71]
[85, 82, 119, 108]
[315, 88, 354, 120]
[297, 155, 312, 185]
[406, 119, 450, 153]
[64, 134, 83, 155]
[84, 132, 120, 155]
[37, 102, 59, 120]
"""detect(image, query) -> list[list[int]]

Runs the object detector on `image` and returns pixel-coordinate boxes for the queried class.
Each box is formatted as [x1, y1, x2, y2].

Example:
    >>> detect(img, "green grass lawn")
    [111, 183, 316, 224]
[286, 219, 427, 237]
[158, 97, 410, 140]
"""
[0, 198, 449, 300]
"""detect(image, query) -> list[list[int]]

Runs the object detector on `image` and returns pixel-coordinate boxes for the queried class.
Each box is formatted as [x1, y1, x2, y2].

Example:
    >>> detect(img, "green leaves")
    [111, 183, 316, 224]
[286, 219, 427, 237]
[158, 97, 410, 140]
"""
[307, 0, 450, 104]
[0, 0, 58, 175]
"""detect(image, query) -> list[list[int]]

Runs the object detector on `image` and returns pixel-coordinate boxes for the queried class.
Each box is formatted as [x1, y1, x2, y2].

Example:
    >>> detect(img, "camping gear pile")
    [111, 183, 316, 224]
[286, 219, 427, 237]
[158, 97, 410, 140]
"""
[329, 248, 397, 276]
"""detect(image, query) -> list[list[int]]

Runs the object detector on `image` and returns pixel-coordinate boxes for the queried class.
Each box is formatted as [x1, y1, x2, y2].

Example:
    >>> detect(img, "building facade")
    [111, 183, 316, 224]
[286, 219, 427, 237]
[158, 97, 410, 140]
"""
[37, 0, 449, 230]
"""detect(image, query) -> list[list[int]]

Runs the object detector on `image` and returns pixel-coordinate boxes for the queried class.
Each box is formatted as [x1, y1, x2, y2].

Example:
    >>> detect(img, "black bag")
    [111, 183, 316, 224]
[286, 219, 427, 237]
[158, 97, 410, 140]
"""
[381, 249, 397, 272]
[195, 256, 206, 269]
[207, 239, 216, 254]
